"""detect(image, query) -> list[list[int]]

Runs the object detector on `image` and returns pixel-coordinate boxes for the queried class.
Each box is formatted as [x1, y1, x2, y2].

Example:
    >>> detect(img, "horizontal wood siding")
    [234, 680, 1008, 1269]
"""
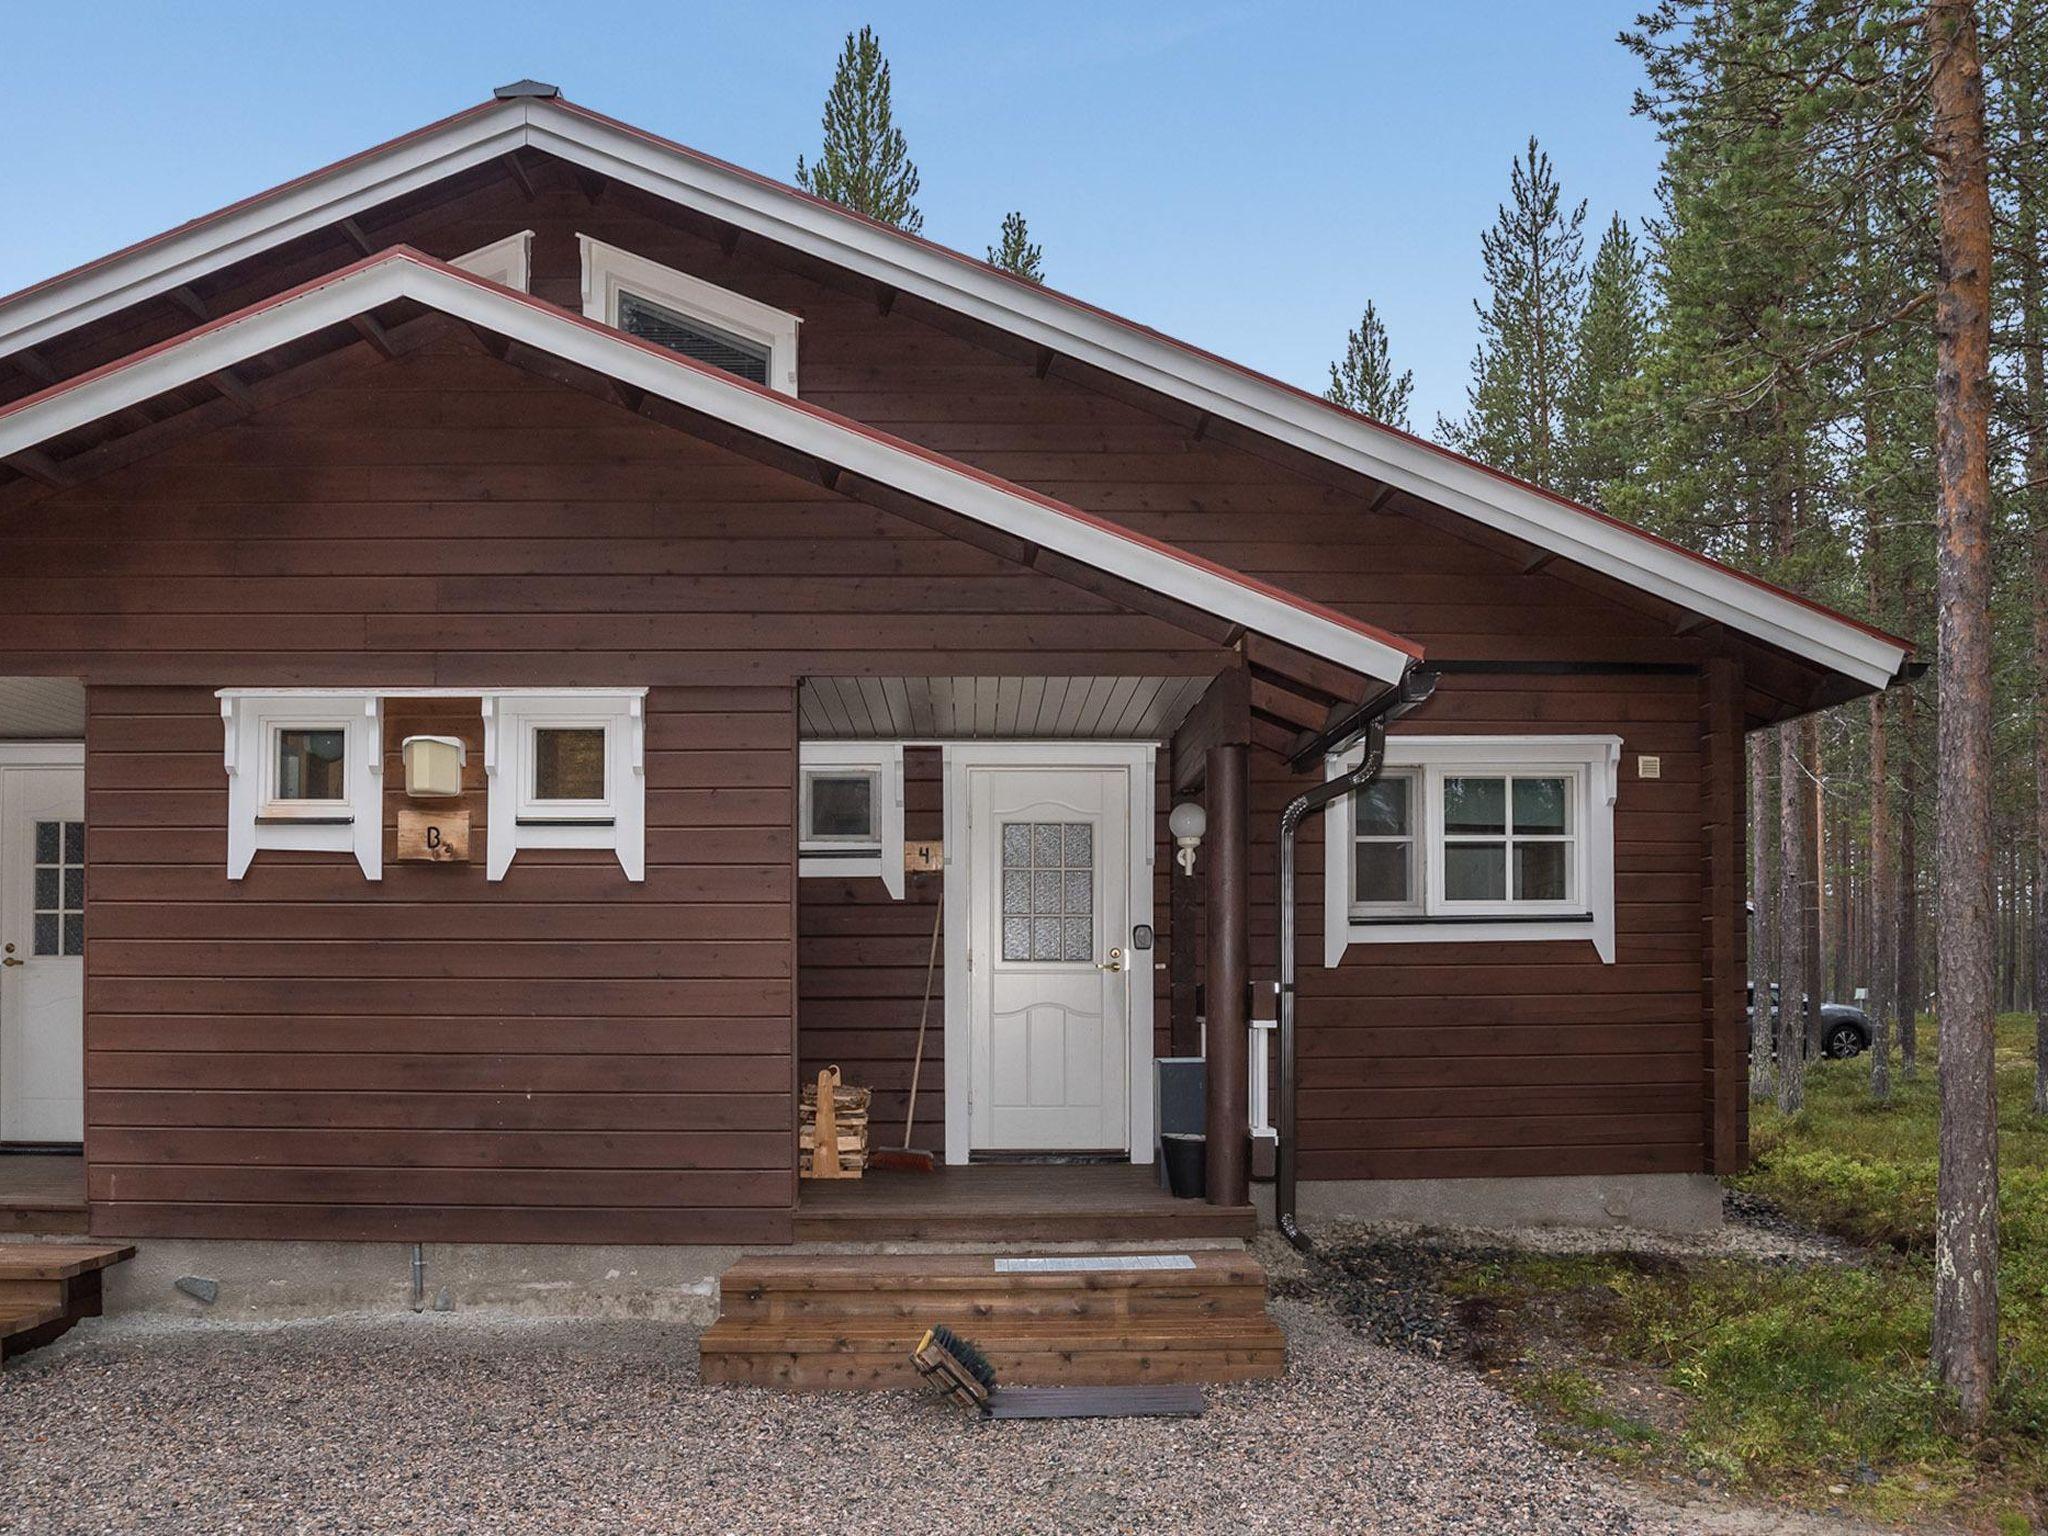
[798, 748, 946, 1153]
[1, 156, 1748, 1201]
[9, 336, 1229, 1242]
[1281, 672, 1708, 1180]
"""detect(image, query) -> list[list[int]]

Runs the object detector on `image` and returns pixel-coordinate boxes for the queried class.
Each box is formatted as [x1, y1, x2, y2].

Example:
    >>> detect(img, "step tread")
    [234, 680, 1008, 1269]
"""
[0, 1243, 136, 1280]
[724, 1253, 1264, 1290]
[700, 1318, 1286, 1353]
[0, 1302, 68, 1337]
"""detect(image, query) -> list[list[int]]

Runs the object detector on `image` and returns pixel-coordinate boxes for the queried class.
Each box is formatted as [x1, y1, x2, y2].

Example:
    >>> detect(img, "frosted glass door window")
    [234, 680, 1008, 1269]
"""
[1000, 821, 1094, 962]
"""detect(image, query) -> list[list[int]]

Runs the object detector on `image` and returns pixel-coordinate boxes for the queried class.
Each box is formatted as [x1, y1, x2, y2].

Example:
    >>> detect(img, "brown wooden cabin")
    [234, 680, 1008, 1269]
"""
[0, 82, 1913, 1268]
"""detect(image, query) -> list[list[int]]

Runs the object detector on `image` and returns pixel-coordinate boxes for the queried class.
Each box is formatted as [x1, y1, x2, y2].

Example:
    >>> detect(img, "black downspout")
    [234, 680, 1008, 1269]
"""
[1275, 669, 1436, 1252]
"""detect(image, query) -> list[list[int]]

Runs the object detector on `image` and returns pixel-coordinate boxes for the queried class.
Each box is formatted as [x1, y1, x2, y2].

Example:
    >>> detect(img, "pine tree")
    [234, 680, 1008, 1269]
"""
[795, 26, 924, 234]
[1560, 215, 1650, 505]
[1438, 137, 1587, 487]
[988, 211, 1045, 282]
[1925, 0, 2001, 1425]
[1323, 301, 1415, 429]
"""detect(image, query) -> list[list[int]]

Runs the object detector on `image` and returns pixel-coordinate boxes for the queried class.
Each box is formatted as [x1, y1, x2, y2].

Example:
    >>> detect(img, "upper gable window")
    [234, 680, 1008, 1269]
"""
[579, 235, 799, 395]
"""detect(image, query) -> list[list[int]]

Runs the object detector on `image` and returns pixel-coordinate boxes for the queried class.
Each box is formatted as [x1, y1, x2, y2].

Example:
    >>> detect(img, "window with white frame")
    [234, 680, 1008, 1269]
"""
[220, 692, 384, 881]
[1325, 735, 1620, 965]
[483, 691, 647, 881]
[798, 742, 905, 898]
[579, 235, 800, 395]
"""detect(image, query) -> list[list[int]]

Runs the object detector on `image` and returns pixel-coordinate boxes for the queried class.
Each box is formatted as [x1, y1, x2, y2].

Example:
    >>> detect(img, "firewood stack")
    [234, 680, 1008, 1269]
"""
[800, 1065, 870, 1179]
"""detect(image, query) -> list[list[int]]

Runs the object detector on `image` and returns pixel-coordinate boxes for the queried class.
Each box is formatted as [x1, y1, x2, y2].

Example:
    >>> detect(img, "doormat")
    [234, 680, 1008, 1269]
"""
[993, 1254, 1197, 1273]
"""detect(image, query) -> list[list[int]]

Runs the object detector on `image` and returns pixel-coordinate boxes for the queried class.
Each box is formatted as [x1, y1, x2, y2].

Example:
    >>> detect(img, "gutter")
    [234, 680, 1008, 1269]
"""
[1273, 667, 1438, 1252]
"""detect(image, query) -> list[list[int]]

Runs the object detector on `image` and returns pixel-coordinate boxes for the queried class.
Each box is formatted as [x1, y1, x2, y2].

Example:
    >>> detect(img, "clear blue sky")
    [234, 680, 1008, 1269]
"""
[1, 1, 1661, 430]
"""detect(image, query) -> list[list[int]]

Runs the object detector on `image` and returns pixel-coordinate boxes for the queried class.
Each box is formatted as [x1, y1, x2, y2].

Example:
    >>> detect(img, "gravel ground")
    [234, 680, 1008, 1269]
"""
[0, 1302, 1746, 1536]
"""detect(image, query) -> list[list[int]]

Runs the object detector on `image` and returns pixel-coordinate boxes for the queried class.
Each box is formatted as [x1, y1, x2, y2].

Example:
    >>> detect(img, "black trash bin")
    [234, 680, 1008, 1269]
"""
[1161, 1132, 1207, 1199]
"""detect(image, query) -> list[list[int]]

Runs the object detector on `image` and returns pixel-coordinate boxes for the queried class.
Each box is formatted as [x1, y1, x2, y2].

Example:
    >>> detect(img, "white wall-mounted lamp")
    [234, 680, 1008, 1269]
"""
[1169, 801, 1207, 877]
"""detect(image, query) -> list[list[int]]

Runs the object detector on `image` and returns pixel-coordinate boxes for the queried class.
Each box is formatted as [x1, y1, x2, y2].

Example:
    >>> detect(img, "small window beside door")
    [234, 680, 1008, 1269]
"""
[32, 820, 84, 957]
[801, 769, 879, 848]
[796, 743, 905, 898]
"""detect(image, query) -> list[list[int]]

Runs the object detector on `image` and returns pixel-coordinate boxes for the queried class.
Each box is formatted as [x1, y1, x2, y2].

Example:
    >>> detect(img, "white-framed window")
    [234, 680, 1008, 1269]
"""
[798, 742, 905, 898]
[483, 691, 648, 881]
[1325, 735, 1621, 965]
[451, 230, 534, 291]
[579, 234, 800, 395]
[220, 692, 383, 880]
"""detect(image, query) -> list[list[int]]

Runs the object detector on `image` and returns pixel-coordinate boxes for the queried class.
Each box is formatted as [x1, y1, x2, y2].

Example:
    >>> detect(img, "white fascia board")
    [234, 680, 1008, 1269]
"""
[2, 256, 1412, 685]
[528, 105, 1909, 691]
[0, 96, 1906, 688]
[0, 104, 528, 361]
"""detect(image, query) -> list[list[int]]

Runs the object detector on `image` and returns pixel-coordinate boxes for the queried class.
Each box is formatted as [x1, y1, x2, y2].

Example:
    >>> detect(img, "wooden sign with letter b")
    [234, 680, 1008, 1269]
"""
[397, 808, 472, 863]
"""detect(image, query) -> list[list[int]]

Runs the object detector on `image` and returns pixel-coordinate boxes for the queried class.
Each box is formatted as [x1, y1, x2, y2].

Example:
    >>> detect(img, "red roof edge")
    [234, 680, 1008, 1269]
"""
[550, 96, 1914, 664]
[0, 89, 1906, 667]
[0, 245, 1425, 672]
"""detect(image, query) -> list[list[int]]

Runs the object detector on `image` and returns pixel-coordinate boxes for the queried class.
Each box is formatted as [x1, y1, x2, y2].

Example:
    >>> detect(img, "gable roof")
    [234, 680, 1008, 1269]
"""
[0, 88, 1913, 692]
[0, 247, 1421, 688]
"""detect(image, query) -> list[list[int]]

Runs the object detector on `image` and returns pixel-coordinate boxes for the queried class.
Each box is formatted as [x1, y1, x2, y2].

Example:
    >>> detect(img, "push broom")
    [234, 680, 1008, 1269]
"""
[868, 889, 940, 1173]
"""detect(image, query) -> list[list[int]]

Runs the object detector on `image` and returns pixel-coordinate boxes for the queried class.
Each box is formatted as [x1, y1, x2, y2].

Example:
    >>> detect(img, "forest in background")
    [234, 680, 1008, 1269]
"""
[1318, 3, 2046, 1117]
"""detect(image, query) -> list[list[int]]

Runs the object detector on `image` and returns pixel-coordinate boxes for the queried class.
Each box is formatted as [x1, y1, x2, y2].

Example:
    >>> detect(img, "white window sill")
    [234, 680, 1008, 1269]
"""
[800, 853, 884, 881]
[1338, 916, 1611, 963]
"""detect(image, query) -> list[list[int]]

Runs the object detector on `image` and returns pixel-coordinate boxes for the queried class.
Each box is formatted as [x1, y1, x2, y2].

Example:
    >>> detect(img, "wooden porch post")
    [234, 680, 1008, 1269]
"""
[1204, 742, 1250, 1207]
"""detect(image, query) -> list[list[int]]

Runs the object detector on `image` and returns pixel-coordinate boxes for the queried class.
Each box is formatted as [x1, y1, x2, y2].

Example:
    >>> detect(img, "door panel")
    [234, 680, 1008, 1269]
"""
[2, 766, 85, 1142]
[968, 766, 1129, 1151]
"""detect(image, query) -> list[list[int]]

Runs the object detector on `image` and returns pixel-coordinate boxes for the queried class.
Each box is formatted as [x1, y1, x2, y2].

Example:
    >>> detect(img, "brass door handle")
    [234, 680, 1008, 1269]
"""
[1098, 947, 1125, 974]
[1, 956, 22, 968]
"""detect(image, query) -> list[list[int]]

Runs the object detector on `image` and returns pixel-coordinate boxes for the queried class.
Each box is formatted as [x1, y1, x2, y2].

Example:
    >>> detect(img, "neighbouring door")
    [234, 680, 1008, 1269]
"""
[966, 765, 1131, 1153]
[0, 764, 85, 1143]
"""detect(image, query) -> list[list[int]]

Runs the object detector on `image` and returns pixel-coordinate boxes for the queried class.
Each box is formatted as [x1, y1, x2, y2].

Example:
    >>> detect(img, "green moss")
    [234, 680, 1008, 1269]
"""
[1437, 1015, 2048, 1521]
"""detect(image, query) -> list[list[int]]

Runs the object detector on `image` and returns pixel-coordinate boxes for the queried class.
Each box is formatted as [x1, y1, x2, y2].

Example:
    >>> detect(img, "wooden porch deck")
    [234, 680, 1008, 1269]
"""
[0, 1154, 87, 1235]
[794, 1162, 1257, 1243]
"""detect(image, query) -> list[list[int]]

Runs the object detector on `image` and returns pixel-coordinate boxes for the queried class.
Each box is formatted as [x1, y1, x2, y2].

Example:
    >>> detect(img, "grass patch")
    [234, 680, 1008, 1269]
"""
[1430, 1014, 2048, 1527]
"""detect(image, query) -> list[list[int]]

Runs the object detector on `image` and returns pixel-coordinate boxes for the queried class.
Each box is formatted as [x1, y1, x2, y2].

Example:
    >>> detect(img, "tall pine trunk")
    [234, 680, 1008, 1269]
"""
[1801, 716, 1825, 1057]
[1750, 732, 1776, 1102]
[1777, 722, 1808, 1115]
[1899, 598, 1923, 1077]
[1866, 339, 1894, 1101]
[2021, 28, 2048, 1111]
[1925, 0, 1999, 1426]
[1872, 689, 1894, 1101]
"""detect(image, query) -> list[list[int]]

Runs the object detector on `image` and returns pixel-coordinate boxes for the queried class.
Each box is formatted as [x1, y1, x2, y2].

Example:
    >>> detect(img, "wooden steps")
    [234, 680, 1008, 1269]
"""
[700, 1251, 1286, 1391]
[0, 1155, 89, 1235]
[0, 1243, 134, 1365]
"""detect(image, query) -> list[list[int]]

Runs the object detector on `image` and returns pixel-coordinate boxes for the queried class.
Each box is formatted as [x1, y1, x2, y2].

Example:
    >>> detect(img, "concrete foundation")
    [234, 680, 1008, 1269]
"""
[92, 1239, 742, 1322]
[1253, 1173, 1724, 1235]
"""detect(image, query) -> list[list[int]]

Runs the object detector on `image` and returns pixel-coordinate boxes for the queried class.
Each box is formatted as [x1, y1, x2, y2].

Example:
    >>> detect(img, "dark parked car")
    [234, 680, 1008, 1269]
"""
[1747, 984, 1873, 1059]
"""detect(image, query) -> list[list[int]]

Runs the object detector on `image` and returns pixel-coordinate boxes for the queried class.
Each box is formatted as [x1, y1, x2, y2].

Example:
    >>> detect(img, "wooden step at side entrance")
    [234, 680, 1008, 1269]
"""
[701, 1251, 1286, 1391]
[0, 1243, 135, 1366]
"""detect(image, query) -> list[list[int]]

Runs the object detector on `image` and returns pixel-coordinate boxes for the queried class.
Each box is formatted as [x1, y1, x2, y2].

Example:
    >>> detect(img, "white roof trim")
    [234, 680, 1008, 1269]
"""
[0, 97, 1909, 691]
[0, 253, 1416, 686]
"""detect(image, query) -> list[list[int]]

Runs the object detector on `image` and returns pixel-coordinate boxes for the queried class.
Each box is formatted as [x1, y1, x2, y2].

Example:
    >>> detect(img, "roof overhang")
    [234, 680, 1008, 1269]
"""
[0, 93, 1913, 693]
[0, 248, 1420, 688]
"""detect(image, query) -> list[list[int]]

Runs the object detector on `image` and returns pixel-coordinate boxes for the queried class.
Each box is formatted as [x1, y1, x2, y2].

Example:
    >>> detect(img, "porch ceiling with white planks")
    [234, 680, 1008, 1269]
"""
[798, 675, 1212, 741]
[0, 677, 85, 738]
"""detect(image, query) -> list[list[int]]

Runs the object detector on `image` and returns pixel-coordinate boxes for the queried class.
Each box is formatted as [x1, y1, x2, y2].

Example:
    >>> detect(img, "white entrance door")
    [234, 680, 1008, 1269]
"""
[966, 764, 1131, 1153]
[0, 760, 85, 1143]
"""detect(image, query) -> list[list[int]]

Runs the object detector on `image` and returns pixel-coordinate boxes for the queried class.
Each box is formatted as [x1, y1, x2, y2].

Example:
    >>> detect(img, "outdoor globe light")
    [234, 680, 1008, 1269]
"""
[1169, 800, 1207, 876]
